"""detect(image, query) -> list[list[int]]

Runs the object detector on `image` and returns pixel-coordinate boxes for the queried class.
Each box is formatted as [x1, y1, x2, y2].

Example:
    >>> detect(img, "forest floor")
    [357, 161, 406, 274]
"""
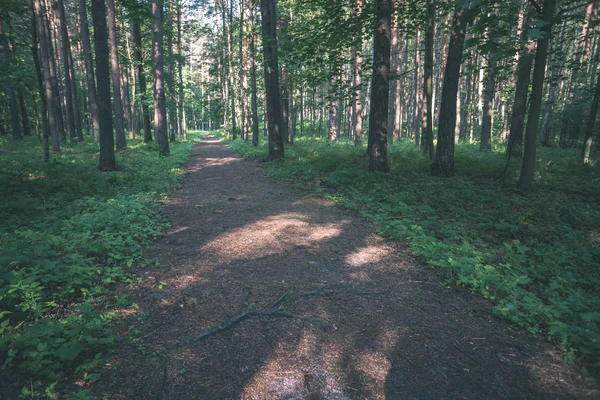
[95, 135, 596, 399]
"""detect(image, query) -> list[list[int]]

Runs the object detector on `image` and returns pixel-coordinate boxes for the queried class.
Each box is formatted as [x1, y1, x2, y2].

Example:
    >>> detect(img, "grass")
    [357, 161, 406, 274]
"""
[223, 132, 600, 376]
[0, 133, 196, 397]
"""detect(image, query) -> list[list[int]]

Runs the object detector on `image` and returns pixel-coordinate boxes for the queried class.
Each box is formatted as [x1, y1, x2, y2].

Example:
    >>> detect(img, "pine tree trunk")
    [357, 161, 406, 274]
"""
[78, 0, 100, 142]
[106, 0, 126, 150]
[431, 3, 468, 177]
[249, 0, 259, 145]
[31, 7, 50, 160]
[368, 0, 392, 173]
[227, 0, 237, 139]
[18, 90, 31, 136]
[91, 0, 116, 171]
[177, 0, 186, 140]
[167, 0, 177, 141]
[519, 0, 556, 192]
[0, 18, 22, 141]
[582, 61, 600, 162]
[153, 0, 170, 156]
[507, 6, 535, 158]
[260, 0, 284, 159]
[422, 0, 434, 159]
[132, 23, 152, 142]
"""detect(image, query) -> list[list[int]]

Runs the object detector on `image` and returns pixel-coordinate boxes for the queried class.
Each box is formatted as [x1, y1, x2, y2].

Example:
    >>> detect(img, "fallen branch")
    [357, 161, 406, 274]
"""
[174, 310, 327, 349]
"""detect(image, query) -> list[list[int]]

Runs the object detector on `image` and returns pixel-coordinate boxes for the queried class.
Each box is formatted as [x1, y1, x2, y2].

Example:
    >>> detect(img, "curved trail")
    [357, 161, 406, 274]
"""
[98, 136, 582, 399]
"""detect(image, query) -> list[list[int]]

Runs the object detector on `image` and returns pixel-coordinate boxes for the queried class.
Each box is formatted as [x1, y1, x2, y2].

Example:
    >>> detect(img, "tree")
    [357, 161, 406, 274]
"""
[248, 0, 260, 146]
[0, 17, 22, 141]
[260, 0, 284, 160]
[422, 0, 435, 159]
[582, 62, 600, 163]
[79, 0, 101, 141]
[368, 0, 392, 173]
[152, 0, 169, 156]
[91, 0, 116, 171]
[132, 21, 152, 143]
[106, 0, 127, 150]
[432, 0, 469, 177]
[518, 0, 556, 192]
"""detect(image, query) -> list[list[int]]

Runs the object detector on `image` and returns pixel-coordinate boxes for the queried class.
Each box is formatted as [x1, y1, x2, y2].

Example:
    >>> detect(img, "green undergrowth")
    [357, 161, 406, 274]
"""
[224, 133, 600, 375]
[0, 133, 196, 397]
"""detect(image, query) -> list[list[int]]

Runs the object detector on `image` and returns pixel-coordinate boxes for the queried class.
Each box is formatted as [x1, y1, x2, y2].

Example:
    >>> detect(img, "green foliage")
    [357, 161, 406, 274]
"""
[0, 134, 195, 395]
[226, 135, 600, 374]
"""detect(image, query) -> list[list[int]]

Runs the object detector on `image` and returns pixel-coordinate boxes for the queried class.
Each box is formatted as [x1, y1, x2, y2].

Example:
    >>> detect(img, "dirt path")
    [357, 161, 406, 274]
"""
[97, 136, 589, 399]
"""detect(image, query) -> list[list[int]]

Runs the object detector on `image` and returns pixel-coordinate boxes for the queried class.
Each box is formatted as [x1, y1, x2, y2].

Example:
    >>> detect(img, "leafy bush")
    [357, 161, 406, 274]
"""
[0, 134, 194, 396]
[224, 133, 600, 374]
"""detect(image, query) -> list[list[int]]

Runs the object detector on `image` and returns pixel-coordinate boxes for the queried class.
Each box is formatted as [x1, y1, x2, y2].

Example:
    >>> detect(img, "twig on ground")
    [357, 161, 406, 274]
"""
[174, 310, 326, 349]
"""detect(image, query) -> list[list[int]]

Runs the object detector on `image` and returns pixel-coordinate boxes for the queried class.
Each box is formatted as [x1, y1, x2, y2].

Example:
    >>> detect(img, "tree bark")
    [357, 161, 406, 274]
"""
[31, 6, 50, 160]
[519, 0, 556, 192]
[167, 0, 177, 141]
[249, 0, 260, 145]
[368, 0, 392, 173]
[0, 18, 22, 141]
[582, 62, 600, 162]
[153, 0, 170, 156]
[91, 0, 116, 171]
[106, 0, 127, 150]
[132, 22, 152, 142]
[79, 0, 100, 142]
[507, 5, 535, 158]
[352, 0, 364, 146]
[260, 0, 284, 159]
[422, 0, 435, 159]
[177, 0, 186, 140]
[431, 2, 468, 177]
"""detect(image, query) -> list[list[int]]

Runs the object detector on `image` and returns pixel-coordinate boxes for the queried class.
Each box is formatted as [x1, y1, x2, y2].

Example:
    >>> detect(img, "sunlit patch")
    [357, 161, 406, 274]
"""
[241, 330, 351, 399]
[167, 274, 206, 289]
[355, 328, 399, 386]
[348, 270, 372, 282]
[201, 213, 345, 261]
[345, 244, 393, 267]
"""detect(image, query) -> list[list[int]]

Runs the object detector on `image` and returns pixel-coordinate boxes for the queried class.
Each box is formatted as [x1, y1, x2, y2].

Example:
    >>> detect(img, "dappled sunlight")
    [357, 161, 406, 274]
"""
[201, 212, 346, 262]
[354, 328, 399, 392]
[241, 329, 350, 400]
[344, 243, 394, 267]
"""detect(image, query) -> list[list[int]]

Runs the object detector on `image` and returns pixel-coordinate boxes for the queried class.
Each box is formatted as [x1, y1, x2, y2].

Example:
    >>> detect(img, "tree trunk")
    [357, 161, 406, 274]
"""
[431, 3, 468, 177]
[18, 90, 31, 136]
[227, 0, 237, 139]
[79, 0, 100, 141]
[57, 0, 82, 143]
[167, 0, 177, 141]
[368, 0, 392, 173]
[177, 0, 186, 140]
[153, 0, 170, 156]
[352, 0, 364, 146]
[507, 6, 535, 158]
[582, 62, 600, 162]
[249, 0, 259, 145]
[132, 22, 152, 142]
[519, 0, 556, 192]
[31, 7, 50, 160]
[413, 31, 421, 146]
[91, 0, 116, 171]
[422, 0, 435, 159]
[0, 18, 22, 141]
[479, 54, 496, 150]
[260, 0, 284, 159]
[106, 0, 127, 150]
[388, 22, 398, 144]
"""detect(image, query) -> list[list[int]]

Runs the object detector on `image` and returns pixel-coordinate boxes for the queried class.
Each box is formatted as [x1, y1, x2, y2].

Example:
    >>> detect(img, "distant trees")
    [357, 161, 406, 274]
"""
[1, 0, 599, 182]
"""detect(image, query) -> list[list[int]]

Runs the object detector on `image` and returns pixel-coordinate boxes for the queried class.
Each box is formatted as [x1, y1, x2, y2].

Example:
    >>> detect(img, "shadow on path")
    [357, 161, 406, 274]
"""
[97, 136, 584, 400]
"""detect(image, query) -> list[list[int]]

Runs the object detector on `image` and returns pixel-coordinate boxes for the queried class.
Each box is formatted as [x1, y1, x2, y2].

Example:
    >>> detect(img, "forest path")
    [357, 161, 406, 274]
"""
[98, 136, 579, 399]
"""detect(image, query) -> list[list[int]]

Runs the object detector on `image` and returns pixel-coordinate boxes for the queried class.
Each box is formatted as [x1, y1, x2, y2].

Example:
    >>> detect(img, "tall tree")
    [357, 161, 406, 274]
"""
[431, 1, 469, 177]
[0, 17, 22, 141]
[106, 0, 126, 150]
[368, 0, 392, 172]
[422, 0, 435, 159]
[91, 0, 116, 171]
[153, 0, 169, 156]
[132, 22, 152, 143]
[351, 0, 364, 146]
[79, 0, 100, 141]
[260, 0, 284, 160]
[518, 0, 556, 192]
[507, 3, 535, 157]
[249, 0, 260, 145]
[582, 61, 600, 163]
